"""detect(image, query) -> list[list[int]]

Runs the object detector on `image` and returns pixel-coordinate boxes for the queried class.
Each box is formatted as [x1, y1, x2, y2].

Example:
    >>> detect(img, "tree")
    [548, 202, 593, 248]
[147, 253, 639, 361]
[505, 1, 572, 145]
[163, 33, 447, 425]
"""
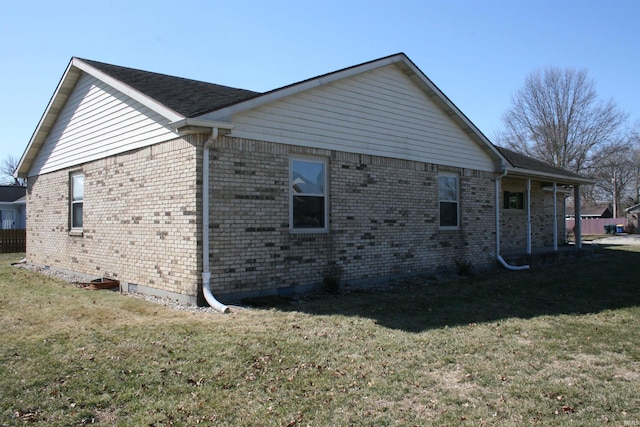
[496, 67, 628, 175]
[590, 140, 635, 217]
[629, 122, 640, 205]
[1, 155, 26, 186]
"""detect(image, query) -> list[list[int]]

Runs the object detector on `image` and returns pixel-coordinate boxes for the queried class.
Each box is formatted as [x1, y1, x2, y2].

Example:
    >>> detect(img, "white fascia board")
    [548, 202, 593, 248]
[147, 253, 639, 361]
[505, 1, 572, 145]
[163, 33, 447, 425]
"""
[72, 58, 184, 123]
[397, 57, 506, 165]
[506, 167, 595, 185]
[543, 186, 573, 193]
[16, 59, 82, 178]
[169, 118, 234, 132]
[197, 54, 406, 121]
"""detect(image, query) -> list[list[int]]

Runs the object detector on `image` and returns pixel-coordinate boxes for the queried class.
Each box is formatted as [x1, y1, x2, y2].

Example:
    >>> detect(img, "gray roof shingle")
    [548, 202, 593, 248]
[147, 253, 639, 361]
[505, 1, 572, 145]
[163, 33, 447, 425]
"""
[496, 146, 584, 179]
[79, 58, 260, 118]
[0, 185, 26, 203]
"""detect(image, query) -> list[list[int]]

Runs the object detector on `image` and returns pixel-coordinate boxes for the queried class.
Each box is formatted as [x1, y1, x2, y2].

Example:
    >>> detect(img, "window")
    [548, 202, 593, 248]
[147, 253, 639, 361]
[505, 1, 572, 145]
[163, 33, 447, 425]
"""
[503, 191, 524, 210]
[0, 209, 15, 230]
[439, 175, 459, 228]
[290, 157, 328, 232]
[70, 173, 84, 229]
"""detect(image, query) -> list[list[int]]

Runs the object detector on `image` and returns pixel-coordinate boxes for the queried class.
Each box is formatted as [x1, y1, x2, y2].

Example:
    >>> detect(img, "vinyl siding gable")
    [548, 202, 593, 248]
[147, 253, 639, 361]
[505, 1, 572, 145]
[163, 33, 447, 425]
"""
[28, 72, 177, 176]
[228, 64, 495, 171]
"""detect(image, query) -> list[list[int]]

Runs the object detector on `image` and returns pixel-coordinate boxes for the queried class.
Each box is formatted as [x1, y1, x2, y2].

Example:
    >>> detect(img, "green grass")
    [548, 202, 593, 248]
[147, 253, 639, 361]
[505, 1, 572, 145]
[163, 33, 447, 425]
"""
[1, 247, 639, 426]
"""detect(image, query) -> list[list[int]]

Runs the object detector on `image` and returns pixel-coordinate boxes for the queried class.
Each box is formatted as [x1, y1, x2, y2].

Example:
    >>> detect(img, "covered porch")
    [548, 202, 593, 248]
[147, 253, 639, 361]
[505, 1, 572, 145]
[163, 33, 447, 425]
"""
[494, 147, 596, 270]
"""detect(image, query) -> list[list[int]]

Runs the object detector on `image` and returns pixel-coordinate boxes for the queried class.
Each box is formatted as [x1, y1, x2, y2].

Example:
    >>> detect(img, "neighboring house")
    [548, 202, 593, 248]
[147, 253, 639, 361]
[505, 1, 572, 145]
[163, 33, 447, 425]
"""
[626, 204, 640, 233]
[0, 185, 26, 229]
[15, 53, 592, 309]
[565, 202, 613, 219]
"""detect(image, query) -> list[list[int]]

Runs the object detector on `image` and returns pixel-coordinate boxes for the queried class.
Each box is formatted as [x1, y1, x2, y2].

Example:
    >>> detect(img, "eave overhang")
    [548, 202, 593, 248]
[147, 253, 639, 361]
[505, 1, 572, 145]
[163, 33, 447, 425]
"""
[504, 166, 596, 185]
[169, 118, 234, 135]
[15, 60, 82, 178]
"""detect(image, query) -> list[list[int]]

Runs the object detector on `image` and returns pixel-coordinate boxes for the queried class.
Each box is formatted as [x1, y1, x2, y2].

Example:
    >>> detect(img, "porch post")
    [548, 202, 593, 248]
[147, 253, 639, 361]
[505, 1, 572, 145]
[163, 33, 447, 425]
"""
[527, 178, 532, 254]
[574, 185, 582, 249]
[553, 182, 558, 251]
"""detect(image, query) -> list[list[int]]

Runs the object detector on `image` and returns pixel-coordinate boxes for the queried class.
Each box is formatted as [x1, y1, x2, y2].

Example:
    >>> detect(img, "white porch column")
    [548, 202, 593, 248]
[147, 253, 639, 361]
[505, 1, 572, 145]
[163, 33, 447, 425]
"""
[553, 182, 558, 251]
[574, 185, 582, 249]
[527, 178, 532, 254]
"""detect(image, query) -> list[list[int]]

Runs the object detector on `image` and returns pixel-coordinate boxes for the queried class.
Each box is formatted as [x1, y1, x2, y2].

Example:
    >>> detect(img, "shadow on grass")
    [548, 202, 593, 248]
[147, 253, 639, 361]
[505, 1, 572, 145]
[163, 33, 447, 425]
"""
[247, 246, 640, 332]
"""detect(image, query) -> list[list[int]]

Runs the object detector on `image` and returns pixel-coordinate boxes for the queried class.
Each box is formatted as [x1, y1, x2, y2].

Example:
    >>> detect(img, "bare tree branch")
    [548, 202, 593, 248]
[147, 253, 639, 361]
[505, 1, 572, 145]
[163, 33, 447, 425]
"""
[1, 155, 26, 186]
[496, 67, 628, 175]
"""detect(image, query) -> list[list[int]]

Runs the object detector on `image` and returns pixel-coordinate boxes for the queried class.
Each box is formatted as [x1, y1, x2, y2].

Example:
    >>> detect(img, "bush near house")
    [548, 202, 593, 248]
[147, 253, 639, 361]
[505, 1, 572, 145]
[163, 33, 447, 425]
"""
[1, 248, 639, 426]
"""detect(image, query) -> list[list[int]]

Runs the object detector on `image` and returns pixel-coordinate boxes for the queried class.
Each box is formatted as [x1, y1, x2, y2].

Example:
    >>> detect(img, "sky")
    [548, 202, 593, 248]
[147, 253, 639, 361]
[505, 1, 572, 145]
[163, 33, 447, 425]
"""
[1, 0, 638, 168]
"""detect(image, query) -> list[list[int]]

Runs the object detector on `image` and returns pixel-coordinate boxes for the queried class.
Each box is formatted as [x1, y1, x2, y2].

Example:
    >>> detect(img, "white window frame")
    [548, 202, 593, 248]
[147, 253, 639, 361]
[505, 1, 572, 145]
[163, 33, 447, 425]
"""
[70, 172, 84, 231]
[438, 173, 460, 230]
[289, 156, 329, 234]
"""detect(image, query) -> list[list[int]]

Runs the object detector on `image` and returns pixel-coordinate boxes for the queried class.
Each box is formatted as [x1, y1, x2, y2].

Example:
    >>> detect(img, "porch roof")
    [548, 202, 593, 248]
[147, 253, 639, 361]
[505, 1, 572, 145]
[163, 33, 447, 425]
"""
[496, 146, 594, 185]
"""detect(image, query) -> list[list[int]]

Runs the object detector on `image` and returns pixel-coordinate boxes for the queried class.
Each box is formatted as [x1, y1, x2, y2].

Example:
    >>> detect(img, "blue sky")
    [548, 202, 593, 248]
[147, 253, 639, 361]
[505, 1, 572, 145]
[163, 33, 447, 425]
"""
[1, 0, 638, 166]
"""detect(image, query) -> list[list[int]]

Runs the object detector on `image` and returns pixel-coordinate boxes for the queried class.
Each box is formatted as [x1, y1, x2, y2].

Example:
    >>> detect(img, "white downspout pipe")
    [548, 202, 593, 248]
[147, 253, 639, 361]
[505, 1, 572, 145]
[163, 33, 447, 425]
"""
[495, 170, 530, 270]
[201, 128, 230, 313]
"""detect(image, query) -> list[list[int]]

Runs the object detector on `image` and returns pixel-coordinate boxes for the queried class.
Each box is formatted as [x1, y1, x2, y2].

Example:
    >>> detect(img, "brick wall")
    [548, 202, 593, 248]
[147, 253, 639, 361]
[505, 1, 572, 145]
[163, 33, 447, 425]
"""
[208, 136, 497, 299]
[500, 177, 566, 250]
[26, 133, 566, 304]
[26, 136, 202, 303]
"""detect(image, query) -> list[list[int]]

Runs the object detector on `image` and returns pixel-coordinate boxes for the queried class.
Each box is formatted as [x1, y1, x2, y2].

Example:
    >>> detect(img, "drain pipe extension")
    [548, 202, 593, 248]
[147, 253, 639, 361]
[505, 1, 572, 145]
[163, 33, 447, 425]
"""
[495, 169, 530, 271]
[202, 128, 230, 313]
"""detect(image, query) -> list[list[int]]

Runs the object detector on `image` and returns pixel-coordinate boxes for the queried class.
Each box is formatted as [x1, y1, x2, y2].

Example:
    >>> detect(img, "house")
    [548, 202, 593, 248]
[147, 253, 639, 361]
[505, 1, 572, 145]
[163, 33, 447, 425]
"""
[565, 202, 613, 219]
[0, 185, 26, 229]
[625, 204, 640, 233]
[15, 53, 593, 310]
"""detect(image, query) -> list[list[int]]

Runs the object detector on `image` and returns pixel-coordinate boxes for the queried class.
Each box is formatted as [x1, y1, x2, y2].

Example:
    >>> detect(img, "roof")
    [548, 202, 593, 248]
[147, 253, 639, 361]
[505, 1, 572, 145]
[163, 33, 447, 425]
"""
[0, 185, 26, 203]
[78, 59, 260, 118]
[18, 53, 508, 177]
[496, 146, 592, 184]
[18, 53, 590, 187]
[566, 203, 612, 217]
[626, 204, 640, 213]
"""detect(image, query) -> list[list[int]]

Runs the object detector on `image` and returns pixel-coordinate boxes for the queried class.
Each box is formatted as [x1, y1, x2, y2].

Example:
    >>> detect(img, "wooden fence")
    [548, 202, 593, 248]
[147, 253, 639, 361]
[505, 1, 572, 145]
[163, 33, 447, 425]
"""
[565, 218, 629, 235]
[0, 229, 26, 253]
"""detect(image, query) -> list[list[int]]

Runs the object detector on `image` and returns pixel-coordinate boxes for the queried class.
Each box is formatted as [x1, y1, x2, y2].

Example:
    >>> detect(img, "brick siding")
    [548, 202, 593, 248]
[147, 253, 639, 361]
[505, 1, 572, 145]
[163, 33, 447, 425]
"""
[500, 177, 566, 249]
[208, 136, 496, 298]
[26, 134, 564, 304]
[26, 136, 202, 303]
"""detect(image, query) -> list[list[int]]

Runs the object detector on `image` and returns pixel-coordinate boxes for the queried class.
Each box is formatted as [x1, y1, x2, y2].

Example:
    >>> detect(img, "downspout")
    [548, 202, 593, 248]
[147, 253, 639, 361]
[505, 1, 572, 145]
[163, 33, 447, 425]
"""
[495, 169, 530, 270]
[201, 128, 230, 313]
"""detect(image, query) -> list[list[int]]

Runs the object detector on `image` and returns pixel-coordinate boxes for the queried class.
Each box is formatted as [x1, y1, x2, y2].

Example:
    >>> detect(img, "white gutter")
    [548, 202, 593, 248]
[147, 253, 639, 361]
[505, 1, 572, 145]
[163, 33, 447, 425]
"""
[169, 118, 234, 131]
[201, 127, 230, 313]
[495, 169, 530, 271]
[504, 167, 595, 185]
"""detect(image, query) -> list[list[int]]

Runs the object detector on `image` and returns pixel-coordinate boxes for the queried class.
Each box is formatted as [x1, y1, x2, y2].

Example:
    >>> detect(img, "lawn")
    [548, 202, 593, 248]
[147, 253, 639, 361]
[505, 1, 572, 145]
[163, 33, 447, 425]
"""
[1, 246, 639, 426]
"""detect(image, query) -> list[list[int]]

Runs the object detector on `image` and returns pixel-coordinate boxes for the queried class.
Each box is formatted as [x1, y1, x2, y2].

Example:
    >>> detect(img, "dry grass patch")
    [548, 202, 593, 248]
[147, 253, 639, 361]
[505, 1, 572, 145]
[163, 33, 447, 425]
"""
[1, 247, 639, 426]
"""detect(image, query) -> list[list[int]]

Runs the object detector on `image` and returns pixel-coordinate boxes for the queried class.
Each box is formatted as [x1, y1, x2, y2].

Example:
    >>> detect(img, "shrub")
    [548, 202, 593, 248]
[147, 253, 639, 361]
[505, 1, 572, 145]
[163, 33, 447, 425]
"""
[455, 259, 475, 276]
